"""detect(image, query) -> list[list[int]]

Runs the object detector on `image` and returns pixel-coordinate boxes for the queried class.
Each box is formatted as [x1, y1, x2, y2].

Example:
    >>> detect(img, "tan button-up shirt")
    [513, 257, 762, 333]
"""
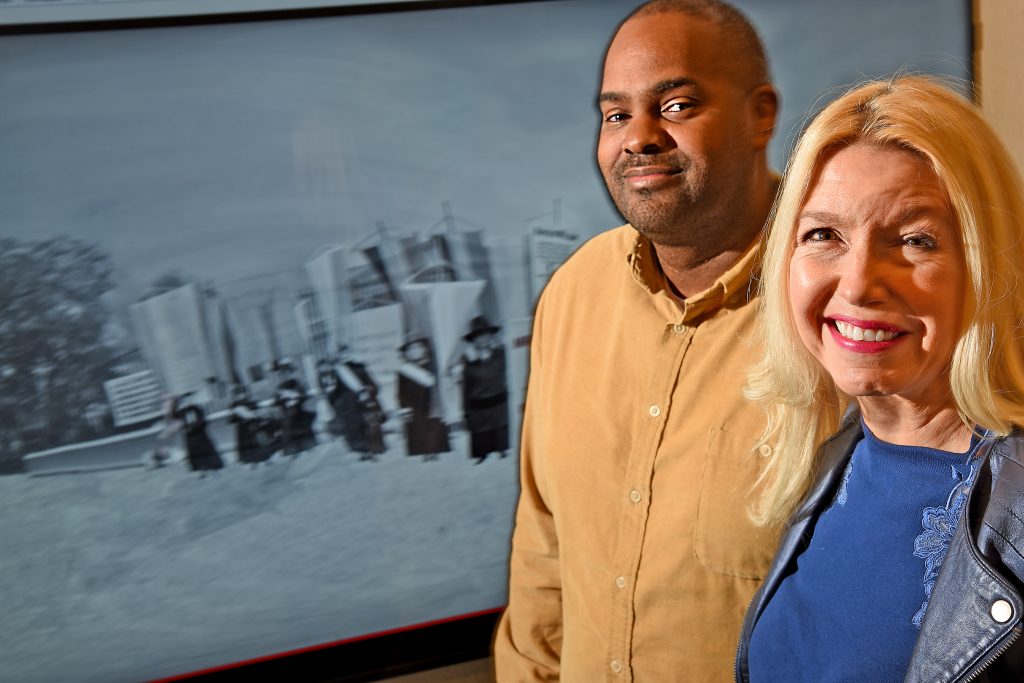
[494, 225, 779, 682]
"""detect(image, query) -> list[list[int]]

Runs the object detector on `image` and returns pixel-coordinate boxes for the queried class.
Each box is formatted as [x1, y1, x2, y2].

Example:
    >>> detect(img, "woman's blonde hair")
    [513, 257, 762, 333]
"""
[748, 75, 1024, 527]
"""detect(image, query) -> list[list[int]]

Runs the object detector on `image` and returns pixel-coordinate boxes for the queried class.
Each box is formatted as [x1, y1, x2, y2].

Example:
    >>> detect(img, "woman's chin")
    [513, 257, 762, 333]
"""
[831, 375, 897, 400]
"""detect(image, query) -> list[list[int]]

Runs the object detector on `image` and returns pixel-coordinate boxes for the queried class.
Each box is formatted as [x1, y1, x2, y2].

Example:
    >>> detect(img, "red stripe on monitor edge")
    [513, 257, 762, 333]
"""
[148, 606, 506, 682]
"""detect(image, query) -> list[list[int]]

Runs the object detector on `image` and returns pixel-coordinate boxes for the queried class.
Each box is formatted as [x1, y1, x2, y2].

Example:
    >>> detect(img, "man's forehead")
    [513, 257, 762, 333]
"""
[602, 13, 732, 82]
[608, 11, 719, 54]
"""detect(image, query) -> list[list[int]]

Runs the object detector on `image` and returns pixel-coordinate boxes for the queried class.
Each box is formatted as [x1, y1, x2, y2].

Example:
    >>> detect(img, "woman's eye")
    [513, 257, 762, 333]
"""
[801, 228, 836, 242]
[903, 234, 937, 249]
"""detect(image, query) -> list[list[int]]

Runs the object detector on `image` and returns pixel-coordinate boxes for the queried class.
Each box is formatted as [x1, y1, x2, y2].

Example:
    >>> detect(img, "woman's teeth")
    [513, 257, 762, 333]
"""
[835, 320, 897, 342]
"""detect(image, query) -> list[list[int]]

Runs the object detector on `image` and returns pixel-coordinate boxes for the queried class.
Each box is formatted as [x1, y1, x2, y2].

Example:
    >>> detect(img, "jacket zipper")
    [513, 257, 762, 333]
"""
[735, 586, 764, 683]
[734, 599, 752, 683]
[961, 625, 1021, 682]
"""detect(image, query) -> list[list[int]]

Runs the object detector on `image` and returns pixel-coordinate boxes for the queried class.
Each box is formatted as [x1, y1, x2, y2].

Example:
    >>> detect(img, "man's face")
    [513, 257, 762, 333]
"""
[597, 13, 772, 247]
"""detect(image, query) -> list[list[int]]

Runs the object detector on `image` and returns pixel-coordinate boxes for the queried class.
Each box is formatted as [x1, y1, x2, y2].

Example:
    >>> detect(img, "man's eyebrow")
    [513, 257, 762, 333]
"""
[598, 91, 625, 105]
[598, 78, 698, 105]
[653, 78, 697, 95]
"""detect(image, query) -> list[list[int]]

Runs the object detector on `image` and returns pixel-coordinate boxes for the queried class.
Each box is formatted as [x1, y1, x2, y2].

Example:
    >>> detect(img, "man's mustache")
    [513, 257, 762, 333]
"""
[613, 153, 691, 175]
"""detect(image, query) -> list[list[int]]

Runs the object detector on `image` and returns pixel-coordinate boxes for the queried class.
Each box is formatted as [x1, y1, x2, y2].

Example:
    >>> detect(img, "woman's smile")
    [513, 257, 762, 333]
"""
[824, 317, 903, 352]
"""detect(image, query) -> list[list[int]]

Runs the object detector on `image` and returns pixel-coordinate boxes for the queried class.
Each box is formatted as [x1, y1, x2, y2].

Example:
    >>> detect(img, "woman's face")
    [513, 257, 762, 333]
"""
[404, 341, 428, 363]
[473, 332, 496, 351]
[787, 142, 966, 406]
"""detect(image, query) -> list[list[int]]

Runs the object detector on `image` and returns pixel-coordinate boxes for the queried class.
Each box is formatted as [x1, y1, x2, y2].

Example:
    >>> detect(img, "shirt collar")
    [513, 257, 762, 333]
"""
[626, 230, 759, 324]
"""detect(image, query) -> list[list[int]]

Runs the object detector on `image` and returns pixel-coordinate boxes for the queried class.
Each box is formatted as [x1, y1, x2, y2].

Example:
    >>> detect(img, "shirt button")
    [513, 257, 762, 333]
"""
[649, 404, 661, 417]
[991, 599, 1013, 623]
[758, 443, 774, 457]
[629, 489, 642, 503]
[615, 576, 626, 589]
[610, 660, 623, 674]
[672, 322, 685, 334]
[728, 293, 741, 305]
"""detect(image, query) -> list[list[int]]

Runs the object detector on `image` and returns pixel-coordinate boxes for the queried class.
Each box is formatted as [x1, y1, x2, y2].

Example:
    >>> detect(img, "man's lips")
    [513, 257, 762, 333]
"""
[623, 166, 682, 178]
[621, 166, 682, 188]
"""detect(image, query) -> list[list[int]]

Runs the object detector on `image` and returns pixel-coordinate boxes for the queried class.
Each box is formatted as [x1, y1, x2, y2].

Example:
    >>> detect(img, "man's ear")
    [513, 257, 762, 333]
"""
[750, 84, 779, 151]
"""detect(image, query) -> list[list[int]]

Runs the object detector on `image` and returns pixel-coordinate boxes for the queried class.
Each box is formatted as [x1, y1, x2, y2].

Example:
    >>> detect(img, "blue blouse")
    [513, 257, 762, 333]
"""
[747, 422, 984, 682]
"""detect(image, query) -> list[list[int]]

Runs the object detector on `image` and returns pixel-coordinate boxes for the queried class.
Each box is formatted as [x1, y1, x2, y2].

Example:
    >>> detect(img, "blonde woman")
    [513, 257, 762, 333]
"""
[736, 76, 1024, 682]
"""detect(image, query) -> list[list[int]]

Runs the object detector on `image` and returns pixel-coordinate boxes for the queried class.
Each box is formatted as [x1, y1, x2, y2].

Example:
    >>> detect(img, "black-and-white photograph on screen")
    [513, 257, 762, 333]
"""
[0, 0, 969, 680]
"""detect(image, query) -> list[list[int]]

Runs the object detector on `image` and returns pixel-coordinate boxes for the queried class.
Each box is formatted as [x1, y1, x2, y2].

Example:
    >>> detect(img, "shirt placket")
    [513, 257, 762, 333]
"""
[604, 319, 695, 681]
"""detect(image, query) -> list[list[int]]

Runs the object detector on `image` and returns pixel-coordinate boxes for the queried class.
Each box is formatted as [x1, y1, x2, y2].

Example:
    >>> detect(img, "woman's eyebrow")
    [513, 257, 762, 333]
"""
[797, 209, 841, 223]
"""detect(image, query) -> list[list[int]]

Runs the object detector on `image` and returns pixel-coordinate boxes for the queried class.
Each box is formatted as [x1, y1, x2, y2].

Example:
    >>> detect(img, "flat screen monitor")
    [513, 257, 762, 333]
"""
[0, 1, 970, 680]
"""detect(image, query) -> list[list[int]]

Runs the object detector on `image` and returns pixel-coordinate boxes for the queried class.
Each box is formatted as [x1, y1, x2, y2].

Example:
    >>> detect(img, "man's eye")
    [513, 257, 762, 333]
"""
[603, 112, 628, 123]
[663, 101, 694, 113]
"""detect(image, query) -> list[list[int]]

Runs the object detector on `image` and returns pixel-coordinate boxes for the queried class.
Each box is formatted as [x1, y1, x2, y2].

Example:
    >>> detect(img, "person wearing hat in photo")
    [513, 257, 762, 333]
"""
[315, 360, 347, 439]
[273, 358, 318, 456]
[147, 394, 183, 470]
[455, 315, 509, 464]
[229, 384, 275, 468]
[331, 344, 387, 461]
[171, 391, 224, 477]
[396, 334, 450, 461]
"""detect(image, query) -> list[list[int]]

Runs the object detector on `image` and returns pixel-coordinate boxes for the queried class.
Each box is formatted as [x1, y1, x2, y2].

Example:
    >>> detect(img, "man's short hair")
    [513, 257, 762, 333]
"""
[628, 0, 770, 85]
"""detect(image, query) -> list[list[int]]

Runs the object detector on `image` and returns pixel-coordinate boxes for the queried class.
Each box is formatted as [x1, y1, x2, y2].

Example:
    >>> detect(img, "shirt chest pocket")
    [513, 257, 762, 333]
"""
[694, 427, 777, 580]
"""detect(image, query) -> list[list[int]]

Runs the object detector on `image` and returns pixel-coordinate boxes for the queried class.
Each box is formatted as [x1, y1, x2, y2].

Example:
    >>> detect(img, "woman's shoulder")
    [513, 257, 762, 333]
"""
[974, 432, 1024, 583]
[989, 431, 1024, 469]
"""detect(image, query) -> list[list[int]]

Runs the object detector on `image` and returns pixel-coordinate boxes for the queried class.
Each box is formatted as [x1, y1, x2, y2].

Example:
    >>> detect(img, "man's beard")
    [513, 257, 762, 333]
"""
[604, 152, 713, 246]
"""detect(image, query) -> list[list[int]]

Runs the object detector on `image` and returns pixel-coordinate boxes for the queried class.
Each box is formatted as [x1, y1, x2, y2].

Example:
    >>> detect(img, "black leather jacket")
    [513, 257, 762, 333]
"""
[736, 414, 1024, 682]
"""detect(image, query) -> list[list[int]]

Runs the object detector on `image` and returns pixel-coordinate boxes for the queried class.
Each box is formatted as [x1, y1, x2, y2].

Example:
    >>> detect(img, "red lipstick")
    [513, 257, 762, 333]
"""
[825, 316, 905, 354]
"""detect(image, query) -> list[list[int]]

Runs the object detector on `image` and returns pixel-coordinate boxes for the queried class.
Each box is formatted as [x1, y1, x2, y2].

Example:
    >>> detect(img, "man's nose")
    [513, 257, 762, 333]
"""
[624, 113, 669, 155]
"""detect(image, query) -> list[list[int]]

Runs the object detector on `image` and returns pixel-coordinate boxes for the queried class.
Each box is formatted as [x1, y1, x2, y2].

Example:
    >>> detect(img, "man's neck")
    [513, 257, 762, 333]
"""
[654, 242, 754, 299]
[654, 172, 778, 299]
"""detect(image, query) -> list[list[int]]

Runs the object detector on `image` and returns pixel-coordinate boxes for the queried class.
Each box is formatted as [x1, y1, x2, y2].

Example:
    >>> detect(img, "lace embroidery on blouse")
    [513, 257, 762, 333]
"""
[911, 458, 980, 627]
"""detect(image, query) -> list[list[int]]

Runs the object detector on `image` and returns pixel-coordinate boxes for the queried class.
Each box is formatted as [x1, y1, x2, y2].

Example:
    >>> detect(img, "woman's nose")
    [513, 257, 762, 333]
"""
[837, 246, 890, 307]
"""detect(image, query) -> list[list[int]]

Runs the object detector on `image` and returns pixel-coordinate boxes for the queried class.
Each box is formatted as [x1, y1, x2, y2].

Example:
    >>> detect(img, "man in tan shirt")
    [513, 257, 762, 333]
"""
[494, 1, 781, 680]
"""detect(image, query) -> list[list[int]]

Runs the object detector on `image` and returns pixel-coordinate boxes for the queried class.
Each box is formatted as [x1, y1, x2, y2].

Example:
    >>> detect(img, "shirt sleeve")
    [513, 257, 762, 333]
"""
[493, 291, 563, 681]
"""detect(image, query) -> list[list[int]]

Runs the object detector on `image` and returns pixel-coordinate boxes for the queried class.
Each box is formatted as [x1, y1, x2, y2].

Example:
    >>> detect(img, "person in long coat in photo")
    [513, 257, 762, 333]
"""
[228, 385, 274, 468]
[396, 335, 450, 461]
[172, 392, 224, 476]
[316, 362, 347, 439]
[333, 345, 387, 460]
[458, 316, 510, 464]
[273, 359, 318, 456]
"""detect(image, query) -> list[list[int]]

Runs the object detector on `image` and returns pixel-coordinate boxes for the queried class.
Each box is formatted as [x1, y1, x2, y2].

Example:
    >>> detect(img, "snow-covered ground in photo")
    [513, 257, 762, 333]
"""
[0, 433, 517, 683]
